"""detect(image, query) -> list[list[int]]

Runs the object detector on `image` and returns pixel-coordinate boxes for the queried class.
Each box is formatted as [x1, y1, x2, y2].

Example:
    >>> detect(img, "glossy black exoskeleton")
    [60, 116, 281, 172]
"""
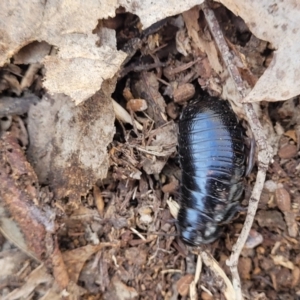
[178, 94, 246, 245]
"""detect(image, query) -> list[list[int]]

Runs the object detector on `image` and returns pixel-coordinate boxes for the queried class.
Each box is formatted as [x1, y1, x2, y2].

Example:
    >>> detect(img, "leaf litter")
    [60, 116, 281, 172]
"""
[0, 1, 300, 299]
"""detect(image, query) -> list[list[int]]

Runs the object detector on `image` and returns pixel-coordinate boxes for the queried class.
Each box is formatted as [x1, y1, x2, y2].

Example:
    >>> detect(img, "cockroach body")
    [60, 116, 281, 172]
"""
[178, 94, 246, 245]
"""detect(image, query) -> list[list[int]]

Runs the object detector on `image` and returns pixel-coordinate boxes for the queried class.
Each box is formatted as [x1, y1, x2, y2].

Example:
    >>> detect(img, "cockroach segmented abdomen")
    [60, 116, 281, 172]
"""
[178, 95, 246, 245]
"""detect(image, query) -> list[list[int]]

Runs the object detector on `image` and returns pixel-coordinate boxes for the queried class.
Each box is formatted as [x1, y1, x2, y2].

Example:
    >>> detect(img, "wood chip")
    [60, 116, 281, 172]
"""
[173, 83, 195, 104]
[176, 274, 194, 297]
[278, 144, 298, 159]
[275, 188, 291, 212]
[126, 99, 148, 111]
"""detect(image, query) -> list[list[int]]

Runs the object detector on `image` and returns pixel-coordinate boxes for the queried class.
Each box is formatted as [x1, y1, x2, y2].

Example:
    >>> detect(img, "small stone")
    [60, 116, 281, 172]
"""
[244, 229, 263, 249]
[278, 144, 298, 159]
[264, 180, 278, 193]
[275, 187, 291, 212]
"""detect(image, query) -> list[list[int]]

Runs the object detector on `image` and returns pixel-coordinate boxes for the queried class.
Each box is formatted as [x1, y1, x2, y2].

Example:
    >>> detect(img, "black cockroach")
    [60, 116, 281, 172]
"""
[178, 94, 247, 245]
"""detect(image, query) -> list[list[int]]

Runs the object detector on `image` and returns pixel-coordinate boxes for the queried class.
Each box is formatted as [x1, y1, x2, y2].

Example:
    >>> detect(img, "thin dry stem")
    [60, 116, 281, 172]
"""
[112, 99, 143, 130]
[200, 2, 272, 300]
[189, 254, 202, 300]
[201, 251, 236, 300]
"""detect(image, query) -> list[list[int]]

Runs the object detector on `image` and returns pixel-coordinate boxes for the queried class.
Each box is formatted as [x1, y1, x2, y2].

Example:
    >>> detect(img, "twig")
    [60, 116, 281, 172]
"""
[161, 269, 182, 274]
[112, 99, 143, 131]
[200, 250, 236, 300]
[200, 2, 272, 300]
[189, 253, 202, 300]
[130, 227, 146, 240]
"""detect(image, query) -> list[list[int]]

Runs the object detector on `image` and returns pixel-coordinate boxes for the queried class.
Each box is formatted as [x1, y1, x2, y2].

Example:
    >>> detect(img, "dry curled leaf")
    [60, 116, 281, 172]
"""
[183, 7, 222, 74]
[0, 133, 47, 261]
[217, 0, 300, 103]
[0, 0, 203, 104]
[62, 244, 105, 283]
[27, 79, 116, 203]
[271, 255, 294, 270]
[177, 274, 194, 297]
[3, 265, 53, 300]
[103, 276, 138, 300]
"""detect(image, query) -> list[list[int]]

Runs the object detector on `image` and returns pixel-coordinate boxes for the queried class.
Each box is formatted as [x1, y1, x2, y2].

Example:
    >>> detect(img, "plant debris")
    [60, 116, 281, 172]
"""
[1, 1, 300, 300]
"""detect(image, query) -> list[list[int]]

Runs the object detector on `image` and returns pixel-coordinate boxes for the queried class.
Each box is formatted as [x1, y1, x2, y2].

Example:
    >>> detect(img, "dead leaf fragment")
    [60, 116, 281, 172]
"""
[104, 276, 138, 300]
[167, 198, 180, 219]
[141, 122, 177, 174]
[177, 274, 194, 297]
[113, 99, 143, 130]
[284, 130, 297, 143]
[43, 48, 126, 105]
[0, 0, 203, 103]
[166, 102, 180, 119]
[217, 0, 300, 102]
[62, 243, 116, 283]
[3, 265, 53, 300]
[27, 79, 115, 203]
[200, 251, 235, 300]
[271, 255, 294, 270]
[183, 7, 222, 74]
[0, 249, 28, 278]
[50, 238, 70, 289]
[133, 72, 166, 125]
[201, 291, 214, 300]
[0, 207, 40, 261]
